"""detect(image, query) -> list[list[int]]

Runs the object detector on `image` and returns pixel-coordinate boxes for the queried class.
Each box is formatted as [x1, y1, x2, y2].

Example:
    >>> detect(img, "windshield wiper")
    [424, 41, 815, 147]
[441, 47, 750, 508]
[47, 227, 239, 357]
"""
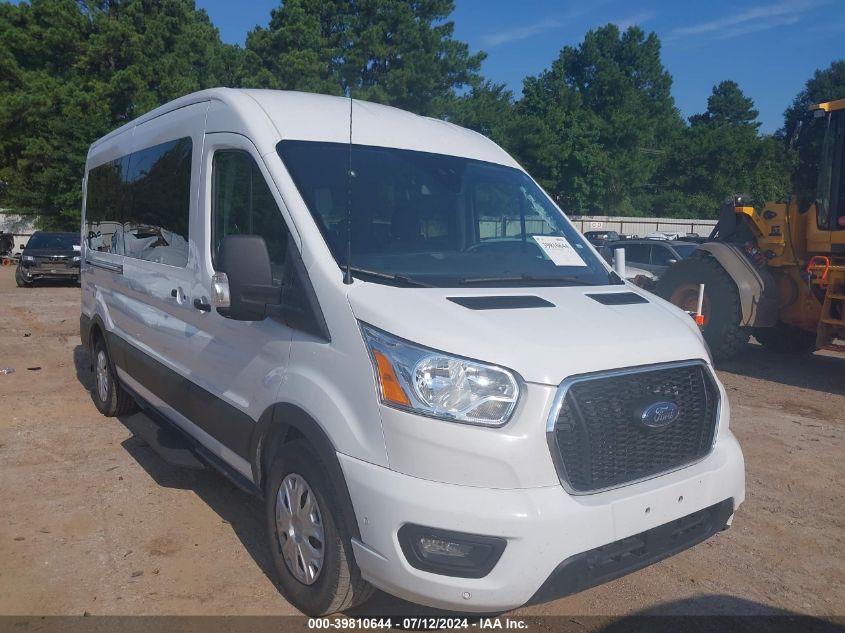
[457, 274, 594, 286]
[348, 267, 434, 288]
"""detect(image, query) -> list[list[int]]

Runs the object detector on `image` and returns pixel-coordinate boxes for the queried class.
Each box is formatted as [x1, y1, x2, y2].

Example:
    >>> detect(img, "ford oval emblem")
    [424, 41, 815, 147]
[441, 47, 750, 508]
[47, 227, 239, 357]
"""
[641, 401, 680, 428]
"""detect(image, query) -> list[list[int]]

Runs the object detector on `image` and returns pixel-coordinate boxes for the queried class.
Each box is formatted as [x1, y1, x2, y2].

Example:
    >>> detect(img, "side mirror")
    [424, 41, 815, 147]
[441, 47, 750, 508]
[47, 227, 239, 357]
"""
[215, 235, 281, 321]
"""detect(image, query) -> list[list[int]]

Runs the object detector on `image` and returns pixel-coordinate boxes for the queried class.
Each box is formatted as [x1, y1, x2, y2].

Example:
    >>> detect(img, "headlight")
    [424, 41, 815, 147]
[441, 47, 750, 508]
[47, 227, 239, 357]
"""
[360, 324, 520, 426]
[72, 255, 81, 262]
[22, 255, 34, 263]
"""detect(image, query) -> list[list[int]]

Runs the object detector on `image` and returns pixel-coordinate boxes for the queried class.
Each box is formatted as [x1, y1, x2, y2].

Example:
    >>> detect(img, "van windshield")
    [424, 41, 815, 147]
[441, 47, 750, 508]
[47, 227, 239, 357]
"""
[277, 141, 619, 287]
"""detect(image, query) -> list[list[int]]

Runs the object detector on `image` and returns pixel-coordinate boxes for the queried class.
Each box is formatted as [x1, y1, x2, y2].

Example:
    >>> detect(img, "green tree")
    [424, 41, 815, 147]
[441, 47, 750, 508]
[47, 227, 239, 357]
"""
[688, 80, 759, 128]
[446, 81, 515, 148]
[243, 0, 483, 115]
[242, 0, 346, 94]
[516, 24, 682, 214]
[0, 0, 235, 229]
[658, 81, 790, 218]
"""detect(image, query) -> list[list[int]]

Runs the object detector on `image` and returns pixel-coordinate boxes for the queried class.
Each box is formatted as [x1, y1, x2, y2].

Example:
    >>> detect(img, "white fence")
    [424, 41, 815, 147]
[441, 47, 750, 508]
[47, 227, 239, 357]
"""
[569, 215, 717, 238]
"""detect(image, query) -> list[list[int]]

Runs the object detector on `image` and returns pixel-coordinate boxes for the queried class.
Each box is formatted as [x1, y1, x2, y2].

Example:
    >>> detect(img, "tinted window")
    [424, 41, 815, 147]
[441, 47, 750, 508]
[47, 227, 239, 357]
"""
[84, 138, 192, 266]
[650, 245, 675, 265]
[120, 138, 192, 267]
[622, 243, 651, 264]
[673, 243, 698, 258]
[212, 151, 289, 285]
[816, 111, 845, 230]
[835, 112, 845, 229]
[85, 158, 127, 253]
[278, 141, 616, 287]
[26, 232, 80, 250]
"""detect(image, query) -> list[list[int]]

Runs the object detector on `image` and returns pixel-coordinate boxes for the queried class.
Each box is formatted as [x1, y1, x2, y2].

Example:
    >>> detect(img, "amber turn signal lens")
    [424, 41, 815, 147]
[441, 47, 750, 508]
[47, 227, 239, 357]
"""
[373, 350, 411, 406]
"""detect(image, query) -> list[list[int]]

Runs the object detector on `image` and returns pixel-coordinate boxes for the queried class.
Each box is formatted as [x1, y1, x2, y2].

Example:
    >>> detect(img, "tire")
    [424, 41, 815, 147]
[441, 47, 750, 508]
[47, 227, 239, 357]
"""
[91, 336, 136, 417]
[655, 254, 749, 360]
[265, 440, 374, 615]
[753, 322, 817, 355]
[15, 266, 32, 288]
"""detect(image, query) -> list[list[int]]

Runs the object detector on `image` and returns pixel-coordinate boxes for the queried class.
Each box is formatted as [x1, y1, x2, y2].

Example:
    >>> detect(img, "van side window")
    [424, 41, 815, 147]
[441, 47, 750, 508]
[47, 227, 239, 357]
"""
[212, 150, 289, 285]
[84, 138, 192, 266]
[121, 138, 192, 267]
[86, 157, 128, 254]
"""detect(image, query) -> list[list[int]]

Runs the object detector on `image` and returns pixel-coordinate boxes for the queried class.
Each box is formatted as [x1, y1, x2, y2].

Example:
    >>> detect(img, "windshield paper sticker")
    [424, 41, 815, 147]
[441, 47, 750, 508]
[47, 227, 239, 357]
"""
[532, 235, 587, 267]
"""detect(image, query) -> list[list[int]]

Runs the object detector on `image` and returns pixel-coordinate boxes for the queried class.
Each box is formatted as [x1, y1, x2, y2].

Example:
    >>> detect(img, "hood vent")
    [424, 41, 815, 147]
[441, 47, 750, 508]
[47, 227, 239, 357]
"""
[586, 292, 649, 305]
[447, 296, 555, 310]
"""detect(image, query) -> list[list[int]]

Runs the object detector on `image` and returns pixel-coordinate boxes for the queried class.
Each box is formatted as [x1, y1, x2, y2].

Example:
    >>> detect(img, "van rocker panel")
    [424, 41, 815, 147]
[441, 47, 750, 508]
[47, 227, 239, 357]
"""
[109, 333, 255, 461]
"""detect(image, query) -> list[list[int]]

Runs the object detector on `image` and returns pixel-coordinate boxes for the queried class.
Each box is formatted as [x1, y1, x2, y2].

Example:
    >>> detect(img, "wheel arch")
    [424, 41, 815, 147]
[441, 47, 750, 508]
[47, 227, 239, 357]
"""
[695, 243, 778, 328]
[81, 313, 109, 367]
[251, 403, 362, 541]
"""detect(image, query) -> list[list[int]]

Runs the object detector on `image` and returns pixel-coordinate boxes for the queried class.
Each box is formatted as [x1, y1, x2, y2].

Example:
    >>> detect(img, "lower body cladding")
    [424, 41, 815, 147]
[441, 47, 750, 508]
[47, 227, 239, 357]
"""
[341, 433, 745, 612]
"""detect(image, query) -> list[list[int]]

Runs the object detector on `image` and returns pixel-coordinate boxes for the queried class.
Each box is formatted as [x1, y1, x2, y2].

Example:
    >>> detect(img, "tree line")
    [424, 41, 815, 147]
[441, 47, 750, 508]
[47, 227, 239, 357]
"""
[1, 0, 844, 229]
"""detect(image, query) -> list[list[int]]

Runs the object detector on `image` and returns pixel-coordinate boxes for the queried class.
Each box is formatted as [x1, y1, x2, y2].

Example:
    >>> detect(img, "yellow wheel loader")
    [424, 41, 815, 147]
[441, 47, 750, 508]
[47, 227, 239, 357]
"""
[657, 98, 845, 359]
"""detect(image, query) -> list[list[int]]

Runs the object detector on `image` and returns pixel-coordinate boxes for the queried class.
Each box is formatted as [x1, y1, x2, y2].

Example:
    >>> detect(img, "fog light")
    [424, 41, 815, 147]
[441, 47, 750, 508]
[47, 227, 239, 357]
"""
[419, 537, 474, 558]
[398, 524, 506, 578]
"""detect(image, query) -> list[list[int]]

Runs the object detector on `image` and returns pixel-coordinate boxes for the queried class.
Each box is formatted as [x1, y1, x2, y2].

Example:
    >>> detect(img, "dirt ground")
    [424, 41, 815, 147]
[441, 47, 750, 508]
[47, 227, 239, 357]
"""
[0, 267, 843, 620]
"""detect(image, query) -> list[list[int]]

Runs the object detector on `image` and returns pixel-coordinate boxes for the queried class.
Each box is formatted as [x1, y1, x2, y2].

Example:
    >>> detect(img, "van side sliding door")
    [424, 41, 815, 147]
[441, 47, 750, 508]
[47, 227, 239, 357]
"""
[105, 104, 213, 455]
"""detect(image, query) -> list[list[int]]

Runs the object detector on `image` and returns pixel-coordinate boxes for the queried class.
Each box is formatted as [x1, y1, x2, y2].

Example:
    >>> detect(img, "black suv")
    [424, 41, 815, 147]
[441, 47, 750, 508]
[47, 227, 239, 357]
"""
[16, 231, 81, 287]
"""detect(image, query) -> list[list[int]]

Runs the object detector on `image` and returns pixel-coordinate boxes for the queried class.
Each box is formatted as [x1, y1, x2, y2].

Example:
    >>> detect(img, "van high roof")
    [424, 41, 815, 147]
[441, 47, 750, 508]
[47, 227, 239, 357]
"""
[89, 88, 518, 169]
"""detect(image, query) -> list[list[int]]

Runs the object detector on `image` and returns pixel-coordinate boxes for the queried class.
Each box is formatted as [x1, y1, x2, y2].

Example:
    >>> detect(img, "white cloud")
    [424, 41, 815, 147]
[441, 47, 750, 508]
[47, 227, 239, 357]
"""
[669, 0, 823, 40]
[612, 12, 653, 31]
[481, 18, 562, 47]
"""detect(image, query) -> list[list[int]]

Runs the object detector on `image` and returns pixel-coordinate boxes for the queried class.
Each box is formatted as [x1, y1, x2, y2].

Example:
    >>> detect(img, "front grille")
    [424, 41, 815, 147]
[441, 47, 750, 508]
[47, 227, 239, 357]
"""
[34, 256, 70, 269]
[548, 362, 719, 493]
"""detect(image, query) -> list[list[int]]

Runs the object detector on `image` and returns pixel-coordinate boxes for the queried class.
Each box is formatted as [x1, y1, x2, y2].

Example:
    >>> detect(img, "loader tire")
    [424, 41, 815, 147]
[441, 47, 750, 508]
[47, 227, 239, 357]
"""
[656, 255, 749, 360]
[753, 322, 817, 355]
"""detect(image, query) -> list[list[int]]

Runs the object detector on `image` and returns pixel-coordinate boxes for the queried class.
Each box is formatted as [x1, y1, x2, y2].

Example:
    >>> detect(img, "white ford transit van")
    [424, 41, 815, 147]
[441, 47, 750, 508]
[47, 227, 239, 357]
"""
[80, 88, 745, 616]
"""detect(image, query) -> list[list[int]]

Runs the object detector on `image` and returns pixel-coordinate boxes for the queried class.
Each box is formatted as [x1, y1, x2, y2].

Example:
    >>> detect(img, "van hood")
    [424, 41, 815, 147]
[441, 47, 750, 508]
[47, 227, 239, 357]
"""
[347, 283, 708, 385]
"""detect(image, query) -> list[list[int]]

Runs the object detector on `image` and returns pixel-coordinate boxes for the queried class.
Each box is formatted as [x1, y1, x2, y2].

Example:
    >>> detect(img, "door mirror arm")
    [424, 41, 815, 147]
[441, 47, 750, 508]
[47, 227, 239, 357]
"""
[214, 234, 330, 340]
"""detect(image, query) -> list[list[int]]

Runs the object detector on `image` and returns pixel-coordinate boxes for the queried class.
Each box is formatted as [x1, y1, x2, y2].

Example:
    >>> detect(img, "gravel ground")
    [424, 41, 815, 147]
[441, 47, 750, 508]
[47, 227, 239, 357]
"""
[0, 268, 843, 620]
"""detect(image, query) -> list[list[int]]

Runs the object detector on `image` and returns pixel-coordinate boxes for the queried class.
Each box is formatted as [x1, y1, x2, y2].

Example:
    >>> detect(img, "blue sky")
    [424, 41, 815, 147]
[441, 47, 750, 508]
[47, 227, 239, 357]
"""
[197, 0, 845, 133]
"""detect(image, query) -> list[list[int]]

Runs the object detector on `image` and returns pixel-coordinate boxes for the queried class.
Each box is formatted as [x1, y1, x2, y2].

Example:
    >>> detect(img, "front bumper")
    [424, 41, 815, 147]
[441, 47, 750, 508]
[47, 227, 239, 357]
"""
[341, 431, 745, 612]
[20, 265, 79, 279]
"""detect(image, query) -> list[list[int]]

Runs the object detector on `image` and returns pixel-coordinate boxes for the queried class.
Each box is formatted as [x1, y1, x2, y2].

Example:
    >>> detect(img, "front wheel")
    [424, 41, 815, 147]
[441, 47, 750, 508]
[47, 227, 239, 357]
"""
[265, 440, 373, 615]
